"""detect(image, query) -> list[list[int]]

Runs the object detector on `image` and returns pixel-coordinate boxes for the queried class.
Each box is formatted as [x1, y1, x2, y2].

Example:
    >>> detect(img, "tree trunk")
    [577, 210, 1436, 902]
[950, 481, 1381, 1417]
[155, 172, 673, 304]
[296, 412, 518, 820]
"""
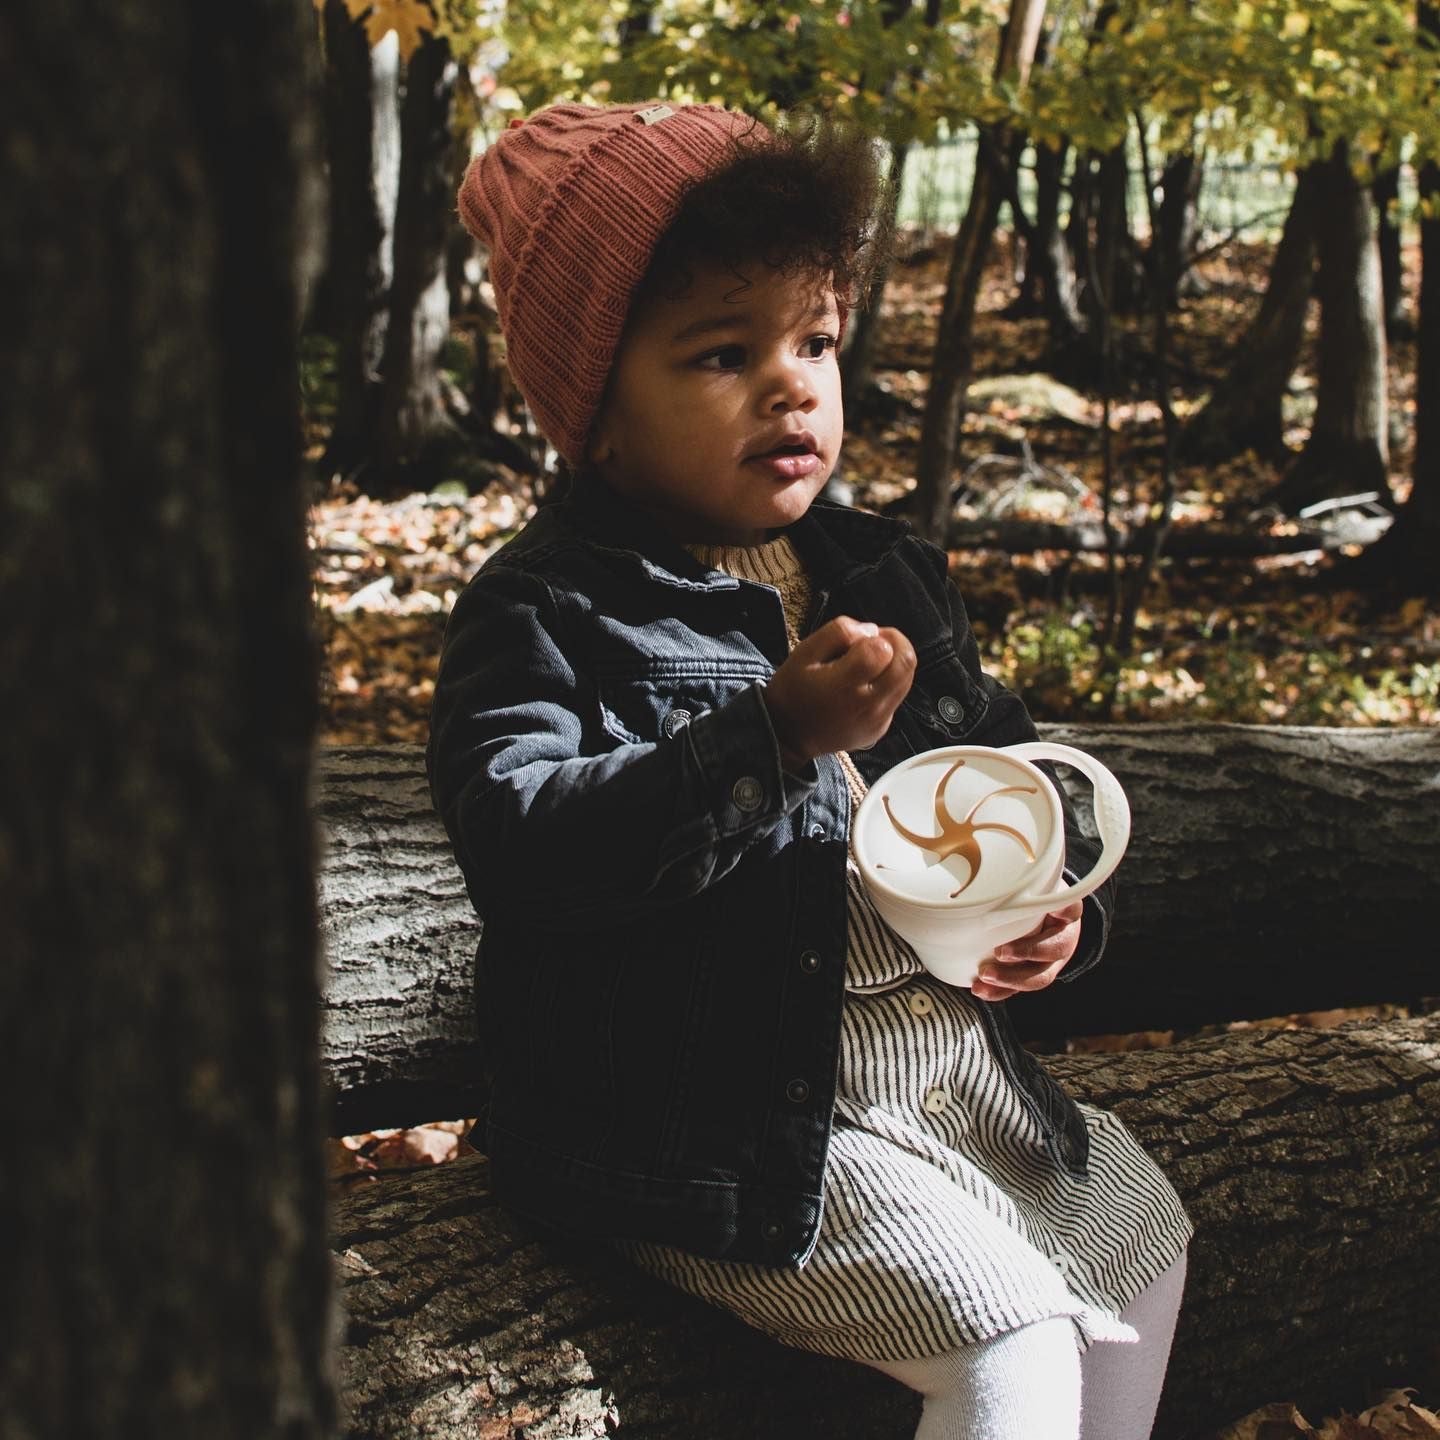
[1093, 141, 1145, 314]
[1374, 163, 1408, 340]
[1181, 165, 1319, 462]
[1347, 168, 1440, 595]
[371, 32, 460, 494]
[314, 728, 1440, 1129]
[1345, 12, 1440, 593]
[1278, 144, 1391, 511]
[0, 3, 335, 1436]
[1156, 148, 1204, 305]
[329, 1013, 1440, 1440]
[320, 10, 399, 478]
[912, 0, 1049, 543]
[1013, 138, 1090, 370]
[943, 514, 1376, 556]
[841, 139, 910, 418]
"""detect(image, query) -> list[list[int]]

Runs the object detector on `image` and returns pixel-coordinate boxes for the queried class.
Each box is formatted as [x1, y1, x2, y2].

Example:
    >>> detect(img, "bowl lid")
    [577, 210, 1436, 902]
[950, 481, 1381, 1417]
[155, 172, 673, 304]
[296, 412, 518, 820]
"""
[854, 748, 1058, 907]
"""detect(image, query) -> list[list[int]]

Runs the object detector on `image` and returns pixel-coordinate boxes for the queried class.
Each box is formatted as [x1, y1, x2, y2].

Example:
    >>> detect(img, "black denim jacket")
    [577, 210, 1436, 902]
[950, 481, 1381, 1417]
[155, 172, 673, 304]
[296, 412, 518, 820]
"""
[428, 479, 1113, 1268]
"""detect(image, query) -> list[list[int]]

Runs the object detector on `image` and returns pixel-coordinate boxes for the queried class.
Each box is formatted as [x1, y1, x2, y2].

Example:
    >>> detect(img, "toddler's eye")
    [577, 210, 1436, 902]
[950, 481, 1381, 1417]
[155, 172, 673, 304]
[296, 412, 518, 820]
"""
[803, 334, 837, 359]
[697, 344, 746, 371]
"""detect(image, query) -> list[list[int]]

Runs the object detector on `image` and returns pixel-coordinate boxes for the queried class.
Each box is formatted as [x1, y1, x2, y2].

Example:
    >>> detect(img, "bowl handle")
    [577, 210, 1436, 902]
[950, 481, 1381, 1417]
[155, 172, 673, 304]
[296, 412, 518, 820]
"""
[1004, 741, 1131, 910]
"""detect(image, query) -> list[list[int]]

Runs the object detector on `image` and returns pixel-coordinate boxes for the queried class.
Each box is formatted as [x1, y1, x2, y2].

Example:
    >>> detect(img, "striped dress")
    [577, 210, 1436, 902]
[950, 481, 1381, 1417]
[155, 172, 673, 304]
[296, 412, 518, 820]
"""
[617, 535, 1192, 1365]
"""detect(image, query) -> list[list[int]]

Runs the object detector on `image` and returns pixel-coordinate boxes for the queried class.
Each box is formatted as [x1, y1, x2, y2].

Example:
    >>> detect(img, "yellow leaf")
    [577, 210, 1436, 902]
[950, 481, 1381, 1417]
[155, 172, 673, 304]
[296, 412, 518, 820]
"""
[1282, 11, 1309, 39]
[364, 0, 434, 59]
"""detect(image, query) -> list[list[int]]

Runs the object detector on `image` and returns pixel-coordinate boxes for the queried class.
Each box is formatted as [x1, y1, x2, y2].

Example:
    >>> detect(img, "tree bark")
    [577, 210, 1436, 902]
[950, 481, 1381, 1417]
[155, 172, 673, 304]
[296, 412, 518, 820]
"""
[912, 0, 1049, 544]
[841, 139, 910, 418]
[1009, 137, 1090, 374]
[1374, 163, 1408, 340]
[1092, 141, 1145, 315]
[0, 2, 335, 1436]
[315, 727, 1440, 1129]
[329, 1014, 1440, 1440]
[371, 32, 460, 494]
[1278, 144, 1391, 511]
[319, 7, 397, 477]
[1181, 165, 1319, 462]
[316, 748, 487, 1133]
[1351, 186, 1440, 592]
[1156, 148, 1204, 305]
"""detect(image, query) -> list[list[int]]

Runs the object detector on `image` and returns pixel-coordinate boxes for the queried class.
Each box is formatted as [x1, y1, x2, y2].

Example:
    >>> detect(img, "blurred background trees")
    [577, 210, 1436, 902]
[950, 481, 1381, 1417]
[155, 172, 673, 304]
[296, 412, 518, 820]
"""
[301, 0, 1440, 714]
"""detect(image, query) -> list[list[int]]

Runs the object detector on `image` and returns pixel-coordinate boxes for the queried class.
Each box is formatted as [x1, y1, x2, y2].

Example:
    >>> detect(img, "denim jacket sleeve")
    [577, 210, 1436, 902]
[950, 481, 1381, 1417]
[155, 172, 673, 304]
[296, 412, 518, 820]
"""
[427, 562, 816, 931]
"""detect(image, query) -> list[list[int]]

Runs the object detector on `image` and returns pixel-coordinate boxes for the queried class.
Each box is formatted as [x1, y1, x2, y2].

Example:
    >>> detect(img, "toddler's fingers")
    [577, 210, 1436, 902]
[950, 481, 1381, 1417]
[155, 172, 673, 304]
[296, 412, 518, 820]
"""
[832, 629, 896, 685]
[803, 615, 878, 663]
[868, 627, 916, 697]
[971, 955, 1066, 999]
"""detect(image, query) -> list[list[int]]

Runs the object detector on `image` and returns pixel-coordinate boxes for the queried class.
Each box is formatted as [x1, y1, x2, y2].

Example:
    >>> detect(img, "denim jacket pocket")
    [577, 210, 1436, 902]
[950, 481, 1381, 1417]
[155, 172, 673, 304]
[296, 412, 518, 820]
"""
[898, 648, 988, 747]
[597, 674, 758, 748]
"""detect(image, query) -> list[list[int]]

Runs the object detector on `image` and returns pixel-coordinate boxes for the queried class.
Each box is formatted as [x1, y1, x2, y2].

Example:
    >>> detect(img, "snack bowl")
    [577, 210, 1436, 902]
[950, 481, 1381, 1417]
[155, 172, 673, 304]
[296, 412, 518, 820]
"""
[852, 742, 1131, 987]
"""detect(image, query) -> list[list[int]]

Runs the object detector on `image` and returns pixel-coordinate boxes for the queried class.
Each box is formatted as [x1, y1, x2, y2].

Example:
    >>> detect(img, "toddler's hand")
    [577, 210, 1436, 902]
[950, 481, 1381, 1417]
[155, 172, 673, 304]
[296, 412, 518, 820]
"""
[764, 615, 915, 768]
[971, 901, 1084, 1003]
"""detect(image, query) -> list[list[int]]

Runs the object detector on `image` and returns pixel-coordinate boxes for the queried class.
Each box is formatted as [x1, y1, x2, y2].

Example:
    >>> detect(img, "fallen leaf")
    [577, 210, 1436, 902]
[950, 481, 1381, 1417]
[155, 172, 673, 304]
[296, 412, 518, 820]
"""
[1356, 1390, 1440, 1437]
[1217, 1402, 1320, 1440]
[325, 1137, 376, 1179]
[369, 1126, 460, 1168]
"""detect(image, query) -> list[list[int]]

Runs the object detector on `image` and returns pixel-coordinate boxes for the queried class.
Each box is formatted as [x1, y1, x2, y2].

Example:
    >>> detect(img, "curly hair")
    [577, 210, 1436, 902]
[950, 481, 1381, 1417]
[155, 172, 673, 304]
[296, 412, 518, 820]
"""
[634, 113, 894, 316]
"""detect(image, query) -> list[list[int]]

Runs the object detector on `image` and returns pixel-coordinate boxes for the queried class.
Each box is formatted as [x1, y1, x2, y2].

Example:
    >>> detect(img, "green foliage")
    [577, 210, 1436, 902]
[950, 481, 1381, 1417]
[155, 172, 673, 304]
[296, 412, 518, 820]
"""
[299, 332, 338, 433]
[987, 609, 1440, 726]
[324, 0, 1440, 191]
[485, 0, 1010, 143]
[446, 0, 1440, 186]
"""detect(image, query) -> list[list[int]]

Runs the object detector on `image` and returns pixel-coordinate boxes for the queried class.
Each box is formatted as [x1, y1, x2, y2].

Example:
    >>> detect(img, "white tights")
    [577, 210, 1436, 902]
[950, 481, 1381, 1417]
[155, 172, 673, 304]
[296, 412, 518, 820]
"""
[863, 1252, 1187, 1440]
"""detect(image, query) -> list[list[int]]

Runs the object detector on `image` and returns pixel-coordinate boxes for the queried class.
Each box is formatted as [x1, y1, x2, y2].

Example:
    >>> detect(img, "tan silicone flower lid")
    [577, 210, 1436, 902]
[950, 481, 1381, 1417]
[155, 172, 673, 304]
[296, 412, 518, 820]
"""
[856, 748, 1059, 909]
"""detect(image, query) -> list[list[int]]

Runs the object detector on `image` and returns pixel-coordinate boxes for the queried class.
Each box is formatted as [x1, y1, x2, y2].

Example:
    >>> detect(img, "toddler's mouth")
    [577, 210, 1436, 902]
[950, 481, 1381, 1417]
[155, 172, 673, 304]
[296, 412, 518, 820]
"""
[747, 434, 823, 481]
[750, 430, 820, 462]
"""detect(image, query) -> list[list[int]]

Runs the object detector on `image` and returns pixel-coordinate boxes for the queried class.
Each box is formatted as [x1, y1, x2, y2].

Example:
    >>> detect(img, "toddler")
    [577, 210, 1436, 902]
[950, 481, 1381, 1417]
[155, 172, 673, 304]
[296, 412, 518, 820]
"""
[430, 102, 1192, 1440]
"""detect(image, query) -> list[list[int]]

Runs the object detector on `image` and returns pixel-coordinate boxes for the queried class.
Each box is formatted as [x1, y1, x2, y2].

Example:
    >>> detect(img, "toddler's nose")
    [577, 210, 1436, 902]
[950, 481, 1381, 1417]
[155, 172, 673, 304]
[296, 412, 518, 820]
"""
[765, 356, 818, 412]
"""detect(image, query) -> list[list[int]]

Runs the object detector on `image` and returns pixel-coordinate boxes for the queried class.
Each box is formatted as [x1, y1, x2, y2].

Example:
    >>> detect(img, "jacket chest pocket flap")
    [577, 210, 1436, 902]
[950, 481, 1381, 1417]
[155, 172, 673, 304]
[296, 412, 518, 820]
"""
[900, 647, 987, 745]
[596, 674, 759, 747]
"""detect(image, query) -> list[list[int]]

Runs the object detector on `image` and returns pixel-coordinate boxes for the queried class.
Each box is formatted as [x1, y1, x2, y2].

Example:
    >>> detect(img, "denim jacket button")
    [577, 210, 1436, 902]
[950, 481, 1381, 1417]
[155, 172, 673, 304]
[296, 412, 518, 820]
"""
[662, 708, 692, 737]
[732, 776, 764, 812]
[798, 949, 821, 973]
[762, 1219, 784, 1241]
[937, 694, 964, 724]
[786, 1078, 810, 1104]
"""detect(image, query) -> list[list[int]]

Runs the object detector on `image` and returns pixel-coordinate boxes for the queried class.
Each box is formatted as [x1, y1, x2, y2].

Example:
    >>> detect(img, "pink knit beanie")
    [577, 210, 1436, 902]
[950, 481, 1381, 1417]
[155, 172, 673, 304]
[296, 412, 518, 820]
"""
[458, 102, 769, 465]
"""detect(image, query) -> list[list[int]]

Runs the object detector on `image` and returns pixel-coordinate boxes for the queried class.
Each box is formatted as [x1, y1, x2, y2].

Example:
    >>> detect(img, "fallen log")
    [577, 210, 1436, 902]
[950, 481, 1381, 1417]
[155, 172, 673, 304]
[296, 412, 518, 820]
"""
[331, 1013, 1440, 1440]
[945, 517, 1356, 557]
[316, 727, 1440, 1130]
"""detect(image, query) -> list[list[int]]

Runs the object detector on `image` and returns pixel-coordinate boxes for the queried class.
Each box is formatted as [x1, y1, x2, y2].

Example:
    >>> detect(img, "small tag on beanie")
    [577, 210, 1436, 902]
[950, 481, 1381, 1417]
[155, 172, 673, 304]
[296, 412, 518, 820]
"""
[635, 105, 674, 125]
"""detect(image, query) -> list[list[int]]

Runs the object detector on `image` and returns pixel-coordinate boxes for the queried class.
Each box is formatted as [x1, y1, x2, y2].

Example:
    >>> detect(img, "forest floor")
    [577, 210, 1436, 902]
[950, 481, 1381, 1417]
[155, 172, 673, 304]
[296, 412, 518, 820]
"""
[307, 233, 1438, 747]
[309, 236, 1439, 1439]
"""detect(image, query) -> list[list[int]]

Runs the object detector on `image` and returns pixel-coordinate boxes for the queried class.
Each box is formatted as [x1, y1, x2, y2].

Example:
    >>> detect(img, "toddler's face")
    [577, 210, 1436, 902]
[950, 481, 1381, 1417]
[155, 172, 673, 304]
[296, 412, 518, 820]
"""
[587, 261, 843, 546]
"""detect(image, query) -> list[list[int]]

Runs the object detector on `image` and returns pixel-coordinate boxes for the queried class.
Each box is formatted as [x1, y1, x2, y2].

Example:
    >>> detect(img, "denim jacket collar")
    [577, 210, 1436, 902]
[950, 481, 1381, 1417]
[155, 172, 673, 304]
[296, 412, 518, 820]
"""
[562, 470, 914, 596]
